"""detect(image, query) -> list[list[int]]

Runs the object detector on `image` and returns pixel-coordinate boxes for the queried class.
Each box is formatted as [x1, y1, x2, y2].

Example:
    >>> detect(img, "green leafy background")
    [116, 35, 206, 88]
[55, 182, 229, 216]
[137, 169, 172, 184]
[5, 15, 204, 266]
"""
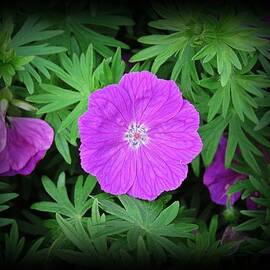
[1, 1, 270, 268]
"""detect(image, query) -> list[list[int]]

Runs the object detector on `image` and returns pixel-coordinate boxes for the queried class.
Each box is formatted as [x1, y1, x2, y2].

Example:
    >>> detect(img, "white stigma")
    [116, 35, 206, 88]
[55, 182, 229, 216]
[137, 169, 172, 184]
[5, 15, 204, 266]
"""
[125, 123, 148, 149]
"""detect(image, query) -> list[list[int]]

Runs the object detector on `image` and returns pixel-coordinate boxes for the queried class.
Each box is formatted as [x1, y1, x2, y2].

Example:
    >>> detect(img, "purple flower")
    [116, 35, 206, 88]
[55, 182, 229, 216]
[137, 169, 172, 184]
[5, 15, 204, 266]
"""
[79, 71, 202, 200]
[203, 136, 246, 206]
[0, 108, 54, 176]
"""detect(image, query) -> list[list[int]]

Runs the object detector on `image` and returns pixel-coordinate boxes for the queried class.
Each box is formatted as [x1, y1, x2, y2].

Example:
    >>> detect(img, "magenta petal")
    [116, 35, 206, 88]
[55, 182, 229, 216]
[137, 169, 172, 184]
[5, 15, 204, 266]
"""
[149, 100, 202, 164]
[87, 84, 133, 128]
[3, 150, 46, 176]
[119, 71, 183, 126]
[79, 92, 135, 193]
[17, 150, 46, 175]
[0, 117, 54, 176]
[0, 112, 7, 152]
[79, 136, 136, 195]
[127, 147, 188, 200]
[203, 136, 244, 205]
[0, 146, 9, 175]
[79, 127, 136, 194]
[97, 148, 137, 195]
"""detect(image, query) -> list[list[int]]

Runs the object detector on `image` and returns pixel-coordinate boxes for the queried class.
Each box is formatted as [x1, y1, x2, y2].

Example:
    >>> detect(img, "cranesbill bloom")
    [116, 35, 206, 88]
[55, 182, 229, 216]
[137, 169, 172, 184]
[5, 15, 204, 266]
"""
[203, 136, 246, 205]
[0, 108, 54, 176]
[79, 71, 202, 200]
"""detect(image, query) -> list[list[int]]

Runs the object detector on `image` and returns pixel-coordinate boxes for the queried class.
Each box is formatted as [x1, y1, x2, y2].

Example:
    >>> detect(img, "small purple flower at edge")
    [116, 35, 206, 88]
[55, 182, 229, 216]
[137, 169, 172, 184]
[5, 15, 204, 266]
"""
[79, 71, 203, 201]
[203, 136, 261, 209]
[0, 100, 54, 176]
[203, 136, 245, 206]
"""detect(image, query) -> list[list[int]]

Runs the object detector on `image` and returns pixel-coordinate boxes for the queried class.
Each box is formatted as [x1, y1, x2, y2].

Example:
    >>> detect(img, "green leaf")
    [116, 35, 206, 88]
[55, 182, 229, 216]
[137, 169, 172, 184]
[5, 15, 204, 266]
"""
[30, 84, 82, 114]
[208, 215, 218, 244]
[137, 236, 150, 266]
[153, 201, 179, 226]
[56, 214, 95, 254]
[200, 115, 229, 166]
[249, 176, 270, 198]
[234, 217, 264, 231]
[74, 175, 96, 215]
[100, 195, 197, 258]
[20, 238, 45, 265]
[151, 43, 178, 74]
[4, 222, 25, 263]
[111, 47, 125, 83]
[2, 15, 66, 93]
[55, 133, 71, 164]
[66, 19, 128, 57]
[11, 16, 64, 48]
[191, 155, 200, 177]
[0, 193, 18, 204]
[225, 117, 238, 167]
[32, 173, 95, 218]
[225, 113, 261, 172]
[255, 110, 270, 130]
[227, 179, 252, 196]
[207, 88, 223, 121]
[0, 184, 18, 227]
[130, 45, 167, 62]
[45, 111, 73, 163]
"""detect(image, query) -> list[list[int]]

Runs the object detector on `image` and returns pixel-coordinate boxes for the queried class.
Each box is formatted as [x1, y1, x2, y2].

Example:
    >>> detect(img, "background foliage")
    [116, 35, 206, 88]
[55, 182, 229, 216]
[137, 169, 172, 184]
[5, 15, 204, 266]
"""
[0, 1, 270, 268]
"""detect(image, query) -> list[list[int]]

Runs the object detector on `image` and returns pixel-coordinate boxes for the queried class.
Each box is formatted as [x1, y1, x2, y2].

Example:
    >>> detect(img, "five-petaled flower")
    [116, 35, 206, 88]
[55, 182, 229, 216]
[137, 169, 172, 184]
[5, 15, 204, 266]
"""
[79, 71, 202, 200]
[0, 100, 54, 176]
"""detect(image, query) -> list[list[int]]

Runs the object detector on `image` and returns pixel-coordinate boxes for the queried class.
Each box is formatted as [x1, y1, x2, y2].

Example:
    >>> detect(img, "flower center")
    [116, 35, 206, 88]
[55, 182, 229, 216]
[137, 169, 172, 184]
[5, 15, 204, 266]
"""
[125, 123, 148, 149]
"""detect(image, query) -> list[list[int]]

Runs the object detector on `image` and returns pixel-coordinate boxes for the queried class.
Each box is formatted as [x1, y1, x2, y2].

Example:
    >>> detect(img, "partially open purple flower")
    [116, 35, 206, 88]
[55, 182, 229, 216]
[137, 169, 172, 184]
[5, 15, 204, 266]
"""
[0, 109, 54, 176]
[203, 136, 246, 206]
[79, 71, 202, 200]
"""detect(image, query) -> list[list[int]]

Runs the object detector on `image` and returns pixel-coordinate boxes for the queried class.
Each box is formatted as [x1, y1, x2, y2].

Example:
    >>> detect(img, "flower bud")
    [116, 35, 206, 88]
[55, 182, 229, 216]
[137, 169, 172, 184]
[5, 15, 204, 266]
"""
[223, 207, 239, 224]
[11, 99, 37, 112]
